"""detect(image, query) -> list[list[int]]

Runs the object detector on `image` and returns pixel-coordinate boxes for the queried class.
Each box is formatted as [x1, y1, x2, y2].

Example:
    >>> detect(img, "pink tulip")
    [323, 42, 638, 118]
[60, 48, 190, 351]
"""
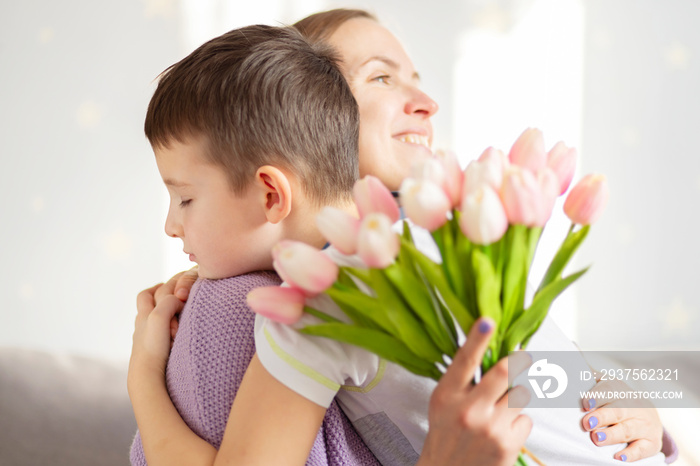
[272, 240, 338, 296]
[399, 178, 451, 231]
[459, 185, 508, 245]
[508, 128, 547, 173]
[534, 168, 560, 227]
[357, 213, 399, 268]
[316, 206, 361, 255]
[547, 141, 577, 195]
[246, 286, 306, 325]
[500, 166, 541, 226]
[353, 176, 401, 223]
[564, 174, 610, 225]
[433, 150, 465, 207]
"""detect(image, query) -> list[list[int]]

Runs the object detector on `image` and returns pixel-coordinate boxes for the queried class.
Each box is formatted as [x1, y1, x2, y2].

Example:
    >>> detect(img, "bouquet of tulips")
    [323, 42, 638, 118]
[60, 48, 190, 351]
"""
[248, 127, 608, 385]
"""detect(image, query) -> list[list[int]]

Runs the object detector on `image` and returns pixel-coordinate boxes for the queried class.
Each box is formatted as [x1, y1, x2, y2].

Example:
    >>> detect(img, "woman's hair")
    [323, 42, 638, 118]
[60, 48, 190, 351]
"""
[293, 8, 377, 44]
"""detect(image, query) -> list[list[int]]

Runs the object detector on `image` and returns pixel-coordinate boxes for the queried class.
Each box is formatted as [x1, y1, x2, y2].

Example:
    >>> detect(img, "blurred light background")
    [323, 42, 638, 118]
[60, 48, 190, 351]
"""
[1, 0, 698, 459]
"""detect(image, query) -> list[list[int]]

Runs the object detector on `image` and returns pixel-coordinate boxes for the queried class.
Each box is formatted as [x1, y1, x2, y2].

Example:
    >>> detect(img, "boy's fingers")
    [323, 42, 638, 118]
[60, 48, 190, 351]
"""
[441, 317, 495, 390]
[152, 294, 185, 322]
[174, 266, 199, 301]
[154, 272, 184, 302]
[136, 284, 162, 315]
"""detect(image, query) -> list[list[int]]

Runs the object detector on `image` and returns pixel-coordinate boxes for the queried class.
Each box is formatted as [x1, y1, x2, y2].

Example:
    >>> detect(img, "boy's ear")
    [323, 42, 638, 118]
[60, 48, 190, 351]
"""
[255, 165, 292, 224]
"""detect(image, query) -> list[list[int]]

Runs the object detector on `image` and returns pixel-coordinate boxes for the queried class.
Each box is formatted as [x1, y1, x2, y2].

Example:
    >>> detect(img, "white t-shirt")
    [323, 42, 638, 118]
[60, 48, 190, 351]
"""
[254, 223, 667, 466]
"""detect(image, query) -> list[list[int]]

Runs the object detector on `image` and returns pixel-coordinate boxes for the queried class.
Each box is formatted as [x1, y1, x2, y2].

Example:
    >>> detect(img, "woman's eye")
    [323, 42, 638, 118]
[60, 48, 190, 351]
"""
[372, 75, 390, 84]
[179, 199, 192, 208]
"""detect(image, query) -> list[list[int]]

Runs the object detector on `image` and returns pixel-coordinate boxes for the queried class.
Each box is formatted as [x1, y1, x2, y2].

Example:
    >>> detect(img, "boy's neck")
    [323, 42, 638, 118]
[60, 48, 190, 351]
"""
[287, 198, 358, 250]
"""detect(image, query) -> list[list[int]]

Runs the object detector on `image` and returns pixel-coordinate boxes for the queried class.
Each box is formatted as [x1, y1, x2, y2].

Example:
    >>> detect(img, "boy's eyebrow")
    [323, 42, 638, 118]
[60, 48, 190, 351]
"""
[357, 56, 421, 81]
[163, 178, 190, 188]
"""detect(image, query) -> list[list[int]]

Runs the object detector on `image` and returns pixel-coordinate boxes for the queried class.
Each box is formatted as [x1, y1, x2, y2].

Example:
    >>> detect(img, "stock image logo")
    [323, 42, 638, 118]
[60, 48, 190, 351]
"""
[528, 359, 569, 399]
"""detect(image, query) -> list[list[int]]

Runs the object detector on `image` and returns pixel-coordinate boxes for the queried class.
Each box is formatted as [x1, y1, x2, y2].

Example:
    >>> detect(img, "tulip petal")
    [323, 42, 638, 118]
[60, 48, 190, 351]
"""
[272, 240, 339, 295]
[353, 176, 401, 223]
[459, 185, 508, 245]
[357, 213, 399, 268]
[547, 141, 577, 195]
[399, 178, 451, 231]
[508, 128, 547, 173]
[246, 286, 306, 325]
[564, 174, 609, 225]
[316, 206, 360, 255]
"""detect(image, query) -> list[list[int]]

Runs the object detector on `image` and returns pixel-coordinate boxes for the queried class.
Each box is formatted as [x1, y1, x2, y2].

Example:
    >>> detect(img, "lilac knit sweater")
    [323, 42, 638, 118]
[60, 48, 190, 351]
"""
[130, 271, 379, 465]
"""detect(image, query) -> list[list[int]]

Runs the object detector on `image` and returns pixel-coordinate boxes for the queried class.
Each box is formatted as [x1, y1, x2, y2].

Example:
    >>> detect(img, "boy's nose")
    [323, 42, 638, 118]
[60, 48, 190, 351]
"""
[164, 213, 182, 238]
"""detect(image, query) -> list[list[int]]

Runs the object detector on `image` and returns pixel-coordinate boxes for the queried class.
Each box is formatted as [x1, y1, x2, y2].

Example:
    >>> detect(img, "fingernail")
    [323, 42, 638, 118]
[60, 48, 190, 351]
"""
[176, 288, 189, 300]
[588, 416, 598, 429]
[478, 318, 493, 334]
[596, 431, 606, 442]
[588, 398, 596, 410]
[620, 454, 627, 462]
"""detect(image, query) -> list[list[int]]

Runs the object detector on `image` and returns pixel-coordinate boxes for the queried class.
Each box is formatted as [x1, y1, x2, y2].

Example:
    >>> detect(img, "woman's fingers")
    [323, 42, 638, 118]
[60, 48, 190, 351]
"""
[608, 439, 660, 463]
[475, 351, 531, 407]
[440, 317, 496, 390]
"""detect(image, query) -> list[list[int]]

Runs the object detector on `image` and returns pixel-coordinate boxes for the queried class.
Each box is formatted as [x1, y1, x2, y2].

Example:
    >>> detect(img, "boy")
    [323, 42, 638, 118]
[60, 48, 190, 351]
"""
[128, 24, 378, 465]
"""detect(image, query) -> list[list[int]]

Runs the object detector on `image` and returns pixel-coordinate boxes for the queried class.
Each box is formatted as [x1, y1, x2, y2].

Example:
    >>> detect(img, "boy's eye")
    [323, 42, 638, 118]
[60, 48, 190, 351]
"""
[179, 199, 192, 208]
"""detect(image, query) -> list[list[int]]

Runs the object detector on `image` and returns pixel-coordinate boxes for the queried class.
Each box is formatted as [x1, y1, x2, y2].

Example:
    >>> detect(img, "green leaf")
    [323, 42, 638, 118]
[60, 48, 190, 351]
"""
[472, 248, 503, 325]
[400, 237, 475, 334]
[504, 267, 589, 354]
[370, 268, 444, 363]
[303, 306, 342, 323]
[300, 323, 442, 380]
[383, 263, 458, 356]
[325, 284, 390, 332]
[537, 224, 590, 293]
[501, 225, 527, 329]
[441, 216, 464, 299]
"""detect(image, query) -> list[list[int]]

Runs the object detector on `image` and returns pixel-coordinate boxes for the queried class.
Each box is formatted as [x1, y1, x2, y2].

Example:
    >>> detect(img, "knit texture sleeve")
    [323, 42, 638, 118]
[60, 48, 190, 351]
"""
[130, 270, 378, 465]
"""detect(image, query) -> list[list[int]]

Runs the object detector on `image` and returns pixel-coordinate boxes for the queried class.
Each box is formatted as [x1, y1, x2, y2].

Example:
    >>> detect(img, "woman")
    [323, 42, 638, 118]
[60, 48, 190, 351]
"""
[133, 8, 673, 465]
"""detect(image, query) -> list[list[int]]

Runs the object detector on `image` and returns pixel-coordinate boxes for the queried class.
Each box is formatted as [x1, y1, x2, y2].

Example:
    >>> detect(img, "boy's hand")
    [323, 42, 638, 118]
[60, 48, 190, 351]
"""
[128, 284, 185, 394]
[155, 267, 199, 303]
[418, 317, 532, 466]
[149, 267, 199, 346]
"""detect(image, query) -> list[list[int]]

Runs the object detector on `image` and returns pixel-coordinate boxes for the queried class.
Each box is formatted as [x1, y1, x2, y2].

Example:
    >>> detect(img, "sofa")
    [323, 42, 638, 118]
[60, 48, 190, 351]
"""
[0, 348, 137, 466]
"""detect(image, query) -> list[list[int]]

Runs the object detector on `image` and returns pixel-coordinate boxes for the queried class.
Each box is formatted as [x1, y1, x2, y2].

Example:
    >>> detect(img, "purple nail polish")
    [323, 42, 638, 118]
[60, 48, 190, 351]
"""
[596, 431, 606, 442]
[588, 416, 598, 429]
[478, 319, 493, 334]
[588, 398, 596, 410]
[620, 454, 627, 462]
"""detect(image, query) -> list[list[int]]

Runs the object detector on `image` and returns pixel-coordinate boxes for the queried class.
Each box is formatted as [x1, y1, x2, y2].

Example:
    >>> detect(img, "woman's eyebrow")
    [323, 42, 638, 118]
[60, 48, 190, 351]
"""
[357, 55, 421, 81]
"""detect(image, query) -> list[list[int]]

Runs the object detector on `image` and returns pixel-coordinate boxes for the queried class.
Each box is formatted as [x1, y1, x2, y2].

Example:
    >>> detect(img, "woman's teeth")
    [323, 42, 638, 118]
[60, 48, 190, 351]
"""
[397, 134, 430, 148]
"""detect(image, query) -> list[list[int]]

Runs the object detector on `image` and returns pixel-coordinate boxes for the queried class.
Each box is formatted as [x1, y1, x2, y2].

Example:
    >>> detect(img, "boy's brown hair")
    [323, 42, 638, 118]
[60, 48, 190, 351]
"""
[145, 25, 359, 204]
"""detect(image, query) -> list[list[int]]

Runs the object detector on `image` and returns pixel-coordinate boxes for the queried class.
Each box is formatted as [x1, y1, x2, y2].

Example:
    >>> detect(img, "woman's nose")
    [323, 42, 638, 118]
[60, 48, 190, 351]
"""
[404, 87, 439, 118]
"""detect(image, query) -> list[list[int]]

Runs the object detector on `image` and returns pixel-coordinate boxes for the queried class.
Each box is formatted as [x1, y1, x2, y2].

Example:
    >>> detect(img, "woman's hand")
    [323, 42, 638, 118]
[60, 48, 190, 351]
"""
[582, 378, 664, 462]
[128, 284, 185, 394]
[417, 318, 533, 466]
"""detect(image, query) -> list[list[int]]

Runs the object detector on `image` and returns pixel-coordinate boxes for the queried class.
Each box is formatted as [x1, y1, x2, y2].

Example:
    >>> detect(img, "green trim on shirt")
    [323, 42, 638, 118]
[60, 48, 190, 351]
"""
[341, 359, 387, 393]
[263, 327, 340, 391]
